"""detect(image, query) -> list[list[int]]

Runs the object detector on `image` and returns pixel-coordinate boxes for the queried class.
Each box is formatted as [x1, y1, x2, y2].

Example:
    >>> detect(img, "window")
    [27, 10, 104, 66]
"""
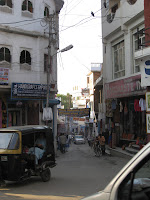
[0, 47, 11, 62]
[133, 27, 145, 73]
[22, 0, 33, 13]
[20, 50, 31, 65]
[0, 132, 19, 150]
[113, 41, 125, 79]
[134, 59, 140, 73]
[44, 54, 48, 72]
[118, 154, 150, 200]
[0, 0, 12, 8]
[44, 7, 49, 17]
[133, 29, 145, 51]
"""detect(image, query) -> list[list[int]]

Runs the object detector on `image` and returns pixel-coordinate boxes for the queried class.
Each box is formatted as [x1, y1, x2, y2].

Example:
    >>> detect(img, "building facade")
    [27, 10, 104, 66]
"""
[0, 0, 63, 129]
[87, 63, 102, 120]
[72, 85, 87, 109]
[101, 0, 149, 146]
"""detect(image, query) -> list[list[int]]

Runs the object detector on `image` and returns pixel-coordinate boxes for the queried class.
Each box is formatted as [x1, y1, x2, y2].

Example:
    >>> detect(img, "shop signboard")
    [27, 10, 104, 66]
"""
[105, 74, 146, 99]
[0, 100, 2, 128]
[58, 108, 90, 117]
[73, 117, 85, 121]
[0, 68, 9, 85]
[141, 59, 150, 87]
[146, 113, 150, 134]
[146, 92, 150, 134]
[82, 88, 89, 96]
[11, 83, 49, 99]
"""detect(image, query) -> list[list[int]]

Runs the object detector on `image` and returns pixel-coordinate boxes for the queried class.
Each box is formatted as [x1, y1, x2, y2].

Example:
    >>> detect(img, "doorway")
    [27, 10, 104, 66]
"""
[8, 109, 22, 126]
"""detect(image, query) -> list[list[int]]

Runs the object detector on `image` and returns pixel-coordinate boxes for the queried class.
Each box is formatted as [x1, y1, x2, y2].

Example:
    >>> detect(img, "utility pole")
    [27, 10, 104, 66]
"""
[46, 14, 55, 125]
[46, 14, 52, 109]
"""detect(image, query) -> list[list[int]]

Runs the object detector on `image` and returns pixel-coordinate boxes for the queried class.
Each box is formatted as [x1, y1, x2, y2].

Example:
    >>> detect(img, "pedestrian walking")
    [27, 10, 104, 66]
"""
[59, 133, 67, 153]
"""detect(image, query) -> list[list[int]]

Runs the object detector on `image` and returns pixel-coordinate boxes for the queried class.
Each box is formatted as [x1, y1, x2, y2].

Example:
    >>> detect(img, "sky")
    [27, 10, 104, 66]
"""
[57, 0, 103, 95]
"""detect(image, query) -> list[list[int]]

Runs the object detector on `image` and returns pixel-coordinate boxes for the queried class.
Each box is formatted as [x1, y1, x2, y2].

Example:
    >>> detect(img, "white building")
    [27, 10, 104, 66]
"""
[72, 85, 87, 109]
[0, 0, 64, 129]
[101, 0, 147, 145]
[87, 63, 101, 119]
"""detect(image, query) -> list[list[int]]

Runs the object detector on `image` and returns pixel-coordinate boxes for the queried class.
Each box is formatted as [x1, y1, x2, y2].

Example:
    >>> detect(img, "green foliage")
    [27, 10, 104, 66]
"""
[56, 93, 73, 109]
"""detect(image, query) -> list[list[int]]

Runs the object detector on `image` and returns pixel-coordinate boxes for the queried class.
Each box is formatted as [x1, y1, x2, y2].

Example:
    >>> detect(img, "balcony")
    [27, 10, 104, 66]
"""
[134, 46, 150, 60]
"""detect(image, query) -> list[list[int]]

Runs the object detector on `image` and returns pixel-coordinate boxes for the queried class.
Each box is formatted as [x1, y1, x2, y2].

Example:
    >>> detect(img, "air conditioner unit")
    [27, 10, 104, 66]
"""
[107, 13, 115, 23]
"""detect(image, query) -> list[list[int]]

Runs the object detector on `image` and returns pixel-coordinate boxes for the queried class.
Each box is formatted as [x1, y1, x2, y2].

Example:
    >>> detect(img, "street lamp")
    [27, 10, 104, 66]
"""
[59, 44, 73, 53]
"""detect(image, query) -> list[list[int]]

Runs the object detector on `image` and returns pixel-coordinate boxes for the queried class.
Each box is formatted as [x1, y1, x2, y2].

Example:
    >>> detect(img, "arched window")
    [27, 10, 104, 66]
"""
[0, 47, 11, 62]
[0, 0, 12, 8]
[20, 50, 31, 65]
[22, 0, 33, 13]
[127, 0, 137, 5]
[44, 7, 49, 17]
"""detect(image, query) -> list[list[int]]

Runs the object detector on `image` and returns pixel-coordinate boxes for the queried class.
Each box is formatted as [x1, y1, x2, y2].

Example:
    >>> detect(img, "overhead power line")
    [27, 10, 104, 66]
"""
[0, 17, 44, 25]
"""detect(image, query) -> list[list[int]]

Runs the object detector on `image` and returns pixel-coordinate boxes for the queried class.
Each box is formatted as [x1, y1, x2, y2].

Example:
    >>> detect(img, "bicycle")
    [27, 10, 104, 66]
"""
[93, 142, 102, 157]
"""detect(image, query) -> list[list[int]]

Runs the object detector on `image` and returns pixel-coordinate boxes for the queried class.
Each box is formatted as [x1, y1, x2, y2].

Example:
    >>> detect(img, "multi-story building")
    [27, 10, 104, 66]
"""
[0, 0, 63, 130]
[87, 63, 102, 120]
[72, 85, 87, 109]
[101, 0, 149, 146]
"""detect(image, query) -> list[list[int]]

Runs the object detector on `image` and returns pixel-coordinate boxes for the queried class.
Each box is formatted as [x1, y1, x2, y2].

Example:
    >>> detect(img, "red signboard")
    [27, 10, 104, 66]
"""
[105, 75, 146, 99]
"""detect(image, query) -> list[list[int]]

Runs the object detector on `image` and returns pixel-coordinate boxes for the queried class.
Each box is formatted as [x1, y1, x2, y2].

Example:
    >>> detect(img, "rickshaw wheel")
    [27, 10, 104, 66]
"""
[41, 168, 51, 182]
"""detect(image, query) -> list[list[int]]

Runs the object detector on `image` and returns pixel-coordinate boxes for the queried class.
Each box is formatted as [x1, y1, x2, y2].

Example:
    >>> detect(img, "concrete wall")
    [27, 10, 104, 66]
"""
[102, 0, 144, 39]
[101, 0, 144, 84]
[0, 0, 55, 33]
[0, 0, 60, 89]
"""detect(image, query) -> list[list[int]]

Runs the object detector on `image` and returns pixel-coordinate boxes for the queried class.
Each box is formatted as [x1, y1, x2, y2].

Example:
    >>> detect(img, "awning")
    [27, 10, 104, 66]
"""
[43, 99, 60, 106]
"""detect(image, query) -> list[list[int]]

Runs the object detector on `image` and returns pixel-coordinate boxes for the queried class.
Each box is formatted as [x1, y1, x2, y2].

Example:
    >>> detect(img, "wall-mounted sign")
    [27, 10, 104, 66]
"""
[141, 60, 150, 87]
[105, 75, 146, 99]
[82, 88, 89, 96]
[0, 68, 9, 85]
[11, 83, 49, 99]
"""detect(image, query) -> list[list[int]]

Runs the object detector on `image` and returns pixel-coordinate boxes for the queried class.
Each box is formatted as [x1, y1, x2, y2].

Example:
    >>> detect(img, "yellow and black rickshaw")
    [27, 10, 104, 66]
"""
[0, 125, 56, 185]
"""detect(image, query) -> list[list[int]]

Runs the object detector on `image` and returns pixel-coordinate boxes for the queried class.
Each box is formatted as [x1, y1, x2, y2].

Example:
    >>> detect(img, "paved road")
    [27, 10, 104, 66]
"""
[0, 143, 130, 200]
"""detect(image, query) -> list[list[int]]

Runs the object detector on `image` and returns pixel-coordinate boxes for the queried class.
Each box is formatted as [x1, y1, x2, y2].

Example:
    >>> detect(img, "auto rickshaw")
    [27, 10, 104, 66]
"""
[0, 125, 56, 185]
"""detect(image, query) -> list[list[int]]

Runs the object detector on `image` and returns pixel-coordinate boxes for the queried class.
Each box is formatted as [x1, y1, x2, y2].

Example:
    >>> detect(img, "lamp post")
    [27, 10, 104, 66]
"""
[46, 44, 73, 123]
[46, 44, 73, 155]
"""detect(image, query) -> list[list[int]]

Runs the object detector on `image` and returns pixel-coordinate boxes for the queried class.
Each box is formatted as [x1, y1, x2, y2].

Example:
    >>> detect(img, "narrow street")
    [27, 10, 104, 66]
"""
[0, 143, 130, 200]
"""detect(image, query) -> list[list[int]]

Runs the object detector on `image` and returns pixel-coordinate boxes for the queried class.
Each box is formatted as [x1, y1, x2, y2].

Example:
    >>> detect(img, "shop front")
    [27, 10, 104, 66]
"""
[2, 82, 59, 127]
[105, 74, 147, 147]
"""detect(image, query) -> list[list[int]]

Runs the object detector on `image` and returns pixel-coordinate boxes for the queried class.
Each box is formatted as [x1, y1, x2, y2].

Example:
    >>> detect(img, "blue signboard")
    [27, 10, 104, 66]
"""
[11, 83, 49, 99]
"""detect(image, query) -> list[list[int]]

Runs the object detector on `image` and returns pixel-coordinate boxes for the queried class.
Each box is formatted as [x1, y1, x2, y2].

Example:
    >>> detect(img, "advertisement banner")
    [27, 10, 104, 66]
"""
[58, 108, 90, 117]
[141, 60, 150, 87]
[0, 68, 9, 85]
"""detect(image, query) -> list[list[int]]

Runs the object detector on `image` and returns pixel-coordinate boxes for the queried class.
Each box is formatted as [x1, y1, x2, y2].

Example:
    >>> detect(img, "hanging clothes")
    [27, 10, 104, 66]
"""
[120, 102, 123, 112]
[43, 107, 53, 121]
[112, 99, 116, 110]
[139, 98, 146, 111]
[124, 102, 128, 115]
[134, 99, 141, 112]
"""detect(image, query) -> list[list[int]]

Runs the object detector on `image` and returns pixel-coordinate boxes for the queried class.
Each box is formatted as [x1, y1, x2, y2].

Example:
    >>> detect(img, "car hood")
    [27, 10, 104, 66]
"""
[81, 191, 110, 200]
